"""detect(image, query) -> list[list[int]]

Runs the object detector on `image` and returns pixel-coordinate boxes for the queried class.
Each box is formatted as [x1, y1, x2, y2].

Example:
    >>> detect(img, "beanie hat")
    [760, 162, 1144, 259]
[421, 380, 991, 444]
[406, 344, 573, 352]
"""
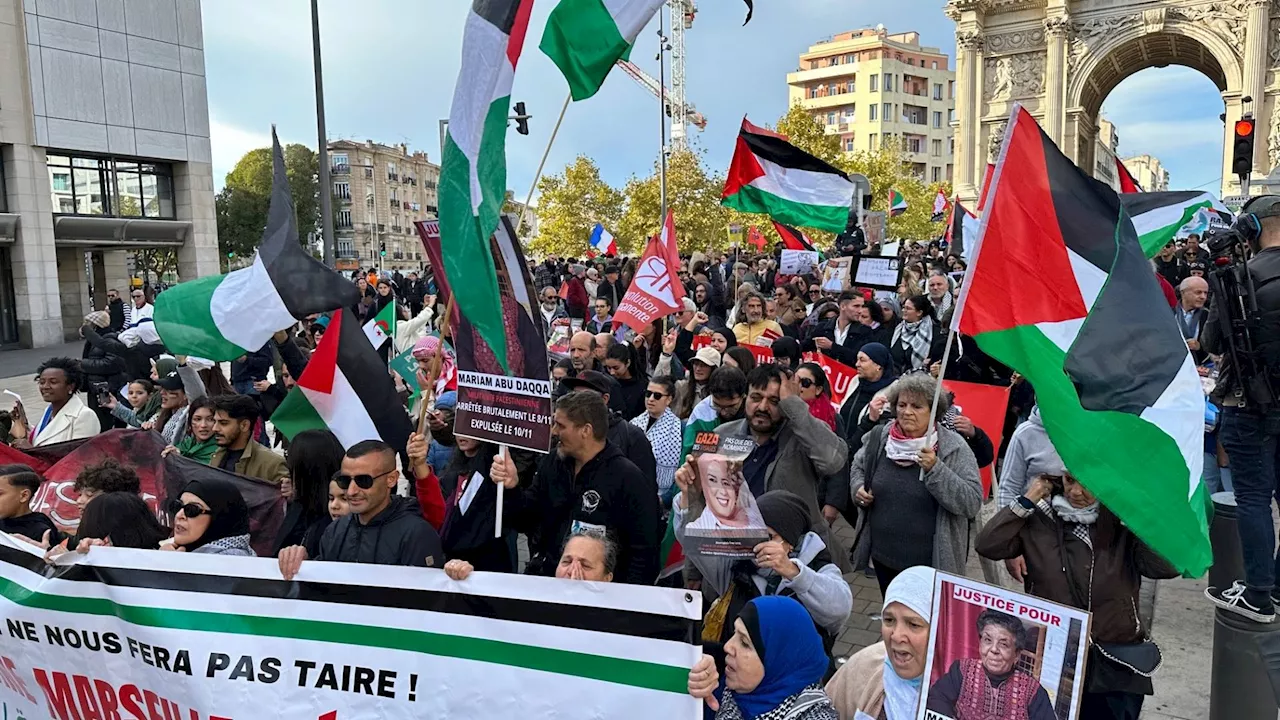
[84, 311, 110, 329]
[756, 490, 811, 548]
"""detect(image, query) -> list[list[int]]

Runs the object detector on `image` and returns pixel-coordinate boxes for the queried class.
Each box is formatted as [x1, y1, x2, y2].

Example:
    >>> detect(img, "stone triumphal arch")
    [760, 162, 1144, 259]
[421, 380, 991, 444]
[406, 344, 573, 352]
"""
[948, 0, 1274, 204]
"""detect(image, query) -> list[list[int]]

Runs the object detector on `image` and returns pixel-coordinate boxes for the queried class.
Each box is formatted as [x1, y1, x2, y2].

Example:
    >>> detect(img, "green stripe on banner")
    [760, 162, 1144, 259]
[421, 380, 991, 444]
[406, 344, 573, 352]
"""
[1136, 201, 1212, 259]
[0, 575, 689, 694]
[153, 273, 251, 360]
[724, 184, 850, 234]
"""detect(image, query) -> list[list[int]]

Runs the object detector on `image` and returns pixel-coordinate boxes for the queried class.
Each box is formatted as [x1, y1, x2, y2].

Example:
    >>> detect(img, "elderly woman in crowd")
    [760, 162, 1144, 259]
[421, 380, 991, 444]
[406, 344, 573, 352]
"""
[827, 566, 936, 720]
[850, 373, 982, 594]
[976, 472, 1179, 719]
[688, 596, 841, 720]
[444, 529, 617, 582]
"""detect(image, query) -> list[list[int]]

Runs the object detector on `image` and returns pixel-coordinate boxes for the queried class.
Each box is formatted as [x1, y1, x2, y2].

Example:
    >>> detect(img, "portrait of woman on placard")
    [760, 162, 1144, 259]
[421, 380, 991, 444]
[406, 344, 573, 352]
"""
[686, 453, 766, 532]
[925, 609, 1056, 720]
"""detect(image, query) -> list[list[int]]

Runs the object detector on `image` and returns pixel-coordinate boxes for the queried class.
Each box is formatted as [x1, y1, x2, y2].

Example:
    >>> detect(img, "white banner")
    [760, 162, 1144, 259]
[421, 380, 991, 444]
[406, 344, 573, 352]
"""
[0, 536, 701, 719]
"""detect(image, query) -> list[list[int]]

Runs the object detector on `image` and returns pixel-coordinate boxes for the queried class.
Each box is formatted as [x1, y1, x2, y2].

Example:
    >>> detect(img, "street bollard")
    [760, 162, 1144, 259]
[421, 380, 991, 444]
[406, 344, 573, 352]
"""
[1210, 609, 1280, 719]
[1208, 492, 1243, 592]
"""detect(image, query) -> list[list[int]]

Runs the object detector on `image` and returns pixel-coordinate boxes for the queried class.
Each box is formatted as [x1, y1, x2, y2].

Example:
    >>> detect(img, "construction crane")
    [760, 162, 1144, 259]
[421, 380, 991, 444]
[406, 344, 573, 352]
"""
[612, 0, 705, 151]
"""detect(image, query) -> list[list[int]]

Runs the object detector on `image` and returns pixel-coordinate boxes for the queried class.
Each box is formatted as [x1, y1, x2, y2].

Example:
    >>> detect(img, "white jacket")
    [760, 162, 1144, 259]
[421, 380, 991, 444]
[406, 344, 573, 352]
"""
[32, 395, 101, 446]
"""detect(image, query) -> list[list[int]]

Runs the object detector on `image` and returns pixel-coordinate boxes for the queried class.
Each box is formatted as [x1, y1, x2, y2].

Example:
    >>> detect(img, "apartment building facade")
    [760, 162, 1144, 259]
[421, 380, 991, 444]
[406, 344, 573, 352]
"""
[1093, 118, 1121, 191]
[328, 139, 440, 272]
[787, 27, 955, 184]
[1122, 154, 1170, 192]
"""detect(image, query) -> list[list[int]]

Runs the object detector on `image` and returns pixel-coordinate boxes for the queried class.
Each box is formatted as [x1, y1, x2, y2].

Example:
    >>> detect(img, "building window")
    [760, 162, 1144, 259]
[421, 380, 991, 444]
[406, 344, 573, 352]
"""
[334, 182, 350, 199]
[933, 83, 943, 100]
[882, 73, 891, 92]
[47, 153, 175, 218]
[948, 109, 955, 124]
[844, 138, 855, 152]
[337, 210, 352, 228]
[932, 166, 942, 182]
[932, 139, 942, 156]
[844, 106, 856, 122]
[869, 104, 878, 121]
[883, 103, 892, 120]
[387, 162, 398, 181]
[870, 75, 879, 92]
[933, 111, 942, 128]
[869, 133, 878, 150]
[846, 80, 855, 93]
[907, 136, 922, 153]
[948, 80, 954, 99]
[949, 138, 955, 155]
[932, 61, 938, 70]
[908, 58, 915, 66]
[331, 152, 348, 171]
[827, 112, 836, 125]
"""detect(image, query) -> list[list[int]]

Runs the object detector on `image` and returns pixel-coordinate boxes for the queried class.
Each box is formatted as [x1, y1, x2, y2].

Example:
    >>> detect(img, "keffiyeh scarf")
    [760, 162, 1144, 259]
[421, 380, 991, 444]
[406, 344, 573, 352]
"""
[892, 318, 934, 370]
[884, 420, 938, 466]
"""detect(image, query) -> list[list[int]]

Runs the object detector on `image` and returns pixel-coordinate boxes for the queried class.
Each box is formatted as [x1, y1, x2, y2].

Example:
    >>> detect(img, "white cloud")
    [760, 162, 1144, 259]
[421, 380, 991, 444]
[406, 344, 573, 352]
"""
[209, 118, 311, 189]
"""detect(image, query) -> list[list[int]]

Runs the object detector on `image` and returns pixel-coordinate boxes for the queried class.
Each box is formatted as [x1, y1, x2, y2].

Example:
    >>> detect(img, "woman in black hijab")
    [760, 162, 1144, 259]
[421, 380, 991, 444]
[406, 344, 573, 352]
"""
[169, 477, 254, 556]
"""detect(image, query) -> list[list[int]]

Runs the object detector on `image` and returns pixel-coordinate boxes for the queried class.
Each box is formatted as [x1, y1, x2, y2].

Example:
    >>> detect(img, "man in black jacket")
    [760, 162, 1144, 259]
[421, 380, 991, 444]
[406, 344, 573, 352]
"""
[106, 289, 127, 333]
[596, 264, 627, 312]
[559, 371, 656, 481]
[803, 290, 872, 366]
[278, 440, 444, 579]
[494, 389, 660, 585]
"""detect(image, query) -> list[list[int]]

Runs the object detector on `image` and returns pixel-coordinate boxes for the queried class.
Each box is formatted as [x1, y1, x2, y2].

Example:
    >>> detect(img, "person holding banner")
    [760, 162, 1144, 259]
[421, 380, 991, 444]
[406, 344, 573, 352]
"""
[434, 436, 515, 574]
[169, 477, 255, 556]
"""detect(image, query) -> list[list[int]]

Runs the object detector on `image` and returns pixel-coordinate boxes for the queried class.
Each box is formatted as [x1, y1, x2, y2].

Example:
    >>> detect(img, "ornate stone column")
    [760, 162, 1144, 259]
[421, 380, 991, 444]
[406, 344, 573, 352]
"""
[1244, 0, 1269, 175]
[954, 28, 985, 201]
[1042, 15, 1070, 146]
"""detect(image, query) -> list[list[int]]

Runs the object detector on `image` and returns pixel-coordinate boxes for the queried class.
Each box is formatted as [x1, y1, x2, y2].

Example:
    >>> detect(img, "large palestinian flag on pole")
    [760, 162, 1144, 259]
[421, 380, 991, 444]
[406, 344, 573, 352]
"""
[954, 105, 1209, 576]
[722, 117, 855, 233]
[438, 0, 535, 374]
[1116, 157, 1142, 193]
[272, 308, 413, 453]
[155, 131, 359, 360]
[1120, 191, 1233, 259]
[540, 0, 664, 101]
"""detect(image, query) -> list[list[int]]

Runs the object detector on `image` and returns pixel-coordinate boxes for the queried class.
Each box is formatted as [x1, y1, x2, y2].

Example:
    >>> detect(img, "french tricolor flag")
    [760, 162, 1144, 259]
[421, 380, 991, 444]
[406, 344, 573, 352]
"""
[588, 223, 616, 257]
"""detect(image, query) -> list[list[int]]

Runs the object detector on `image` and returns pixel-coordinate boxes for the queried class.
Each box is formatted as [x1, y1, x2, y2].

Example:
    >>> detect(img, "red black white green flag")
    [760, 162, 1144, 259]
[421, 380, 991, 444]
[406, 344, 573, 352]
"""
[772, 220, 816, 252]
[1116, 157, 1143, 193]
[954, 105, 1208, 575]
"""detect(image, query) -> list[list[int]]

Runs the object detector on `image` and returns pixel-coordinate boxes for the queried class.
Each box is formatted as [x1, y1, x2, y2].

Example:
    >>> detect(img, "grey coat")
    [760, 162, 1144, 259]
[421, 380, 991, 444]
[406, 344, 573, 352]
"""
[704, 395, 851, 572]
[849, 423, 982, 575]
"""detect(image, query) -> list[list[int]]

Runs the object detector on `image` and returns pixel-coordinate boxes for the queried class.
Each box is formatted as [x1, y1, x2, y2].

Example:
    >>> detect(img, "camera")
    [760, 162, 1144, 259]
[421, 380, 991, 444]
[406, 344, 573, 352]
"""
[91, 382, 111, 399]
[1204, 218, 1280, 412]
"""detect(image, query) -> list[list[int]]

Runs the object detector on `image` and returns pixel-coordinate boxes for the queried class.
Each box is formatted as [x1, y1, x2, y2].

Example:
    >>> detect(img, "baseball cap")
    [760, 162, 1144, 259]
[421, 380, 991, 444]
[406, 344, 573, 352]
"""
[559, 370, 612, 395]
[692, 346, 722, 368]
[156, 369, 185, 391]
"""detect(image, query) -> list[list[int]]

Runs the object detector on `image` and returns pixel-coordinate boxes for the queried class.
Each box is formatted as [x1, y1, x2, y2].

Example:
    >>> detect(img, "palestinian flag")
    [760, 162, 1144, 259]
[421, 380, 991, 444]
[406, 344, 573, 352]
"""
[772, 220, 816, 252]
[955, 105, 1208, 576]
[155, 131, 359, 360]
[945, 202, 979, 260]
[272, 309, 413, 453]
[977, 162, 995, 212]
[888, 188, 907, 217]
[439, 0, 535, 373]
[931, 189, 950, 222]
[1120, 191, 1233, 259]
[722, 117, 855, 233]
[540, 0, 664, 101]
[1116, 157, 1142, 193]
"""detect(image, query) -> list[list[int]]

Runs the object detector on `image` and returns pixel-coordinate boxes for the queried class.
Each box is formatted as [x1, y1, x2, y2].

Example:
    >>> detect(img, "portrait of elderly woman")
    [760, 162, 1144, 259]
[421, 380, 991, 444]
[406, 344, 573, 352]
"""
[685, 453, 766, 532]
[925, 609, 1056, 720]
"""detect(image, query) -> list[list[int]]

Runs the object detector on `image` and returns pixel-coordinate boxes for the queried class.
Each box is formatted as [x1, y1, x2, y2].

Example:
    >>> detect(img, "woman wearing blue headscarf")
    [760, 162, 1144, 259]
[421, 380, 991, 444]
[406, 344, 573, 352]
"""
[688, 595, 839, 719]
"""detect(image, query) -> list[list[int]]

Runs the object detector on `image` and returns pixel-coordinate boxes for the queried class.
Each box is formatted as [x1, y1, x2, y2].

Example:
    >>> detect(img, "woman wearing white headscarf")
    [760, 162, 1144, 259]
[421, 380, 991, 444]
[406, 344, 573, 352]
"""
[825, 566, 936, 720]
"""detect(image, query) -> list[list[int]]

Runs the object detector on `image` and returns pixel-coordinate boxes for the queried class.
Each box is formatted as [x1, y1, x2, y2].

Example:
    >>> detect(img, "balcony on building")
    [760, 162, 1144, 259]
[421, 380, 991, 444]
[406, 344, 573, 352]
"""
[787, 60, 859, 86]
[331, 164, 350, 175]
[901, 104, 928, 125]
[902, 75, 929, 98]
[46, 154, 193, 248]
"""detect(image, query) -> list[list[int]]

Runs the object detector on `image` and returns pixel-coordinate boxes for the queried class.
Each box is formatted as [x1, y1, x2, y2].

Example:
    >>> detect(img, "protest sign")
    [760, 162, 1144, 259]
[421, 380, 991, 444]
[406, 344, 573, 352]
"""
[0, 537, 703, 720]
[547, 318, 573, 356]
[822, 257, 851, 292]
[614, 213, 685, 335]
[390, 347, 423, 405]
[863, 211, 886, 248]
[919, 573, 1090, 720]
[682, 432, 768, 558]
[692, 336, 774, 366]
[942, 380, 1012, 497]
[779, 250, 819, 276]
[450, 217, 553, 453]
[802, 352, 856, 408]
[880, 241, 900, 258]
[853, 255, 902, 291]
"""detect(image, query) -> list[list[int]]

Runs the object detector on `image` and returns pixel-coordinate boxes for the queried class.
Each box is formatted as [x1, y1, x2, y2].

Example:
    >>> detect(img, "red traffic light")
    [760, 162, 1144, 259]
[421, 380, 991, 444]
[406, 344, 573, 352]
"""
[1236, 119, 1255, 137]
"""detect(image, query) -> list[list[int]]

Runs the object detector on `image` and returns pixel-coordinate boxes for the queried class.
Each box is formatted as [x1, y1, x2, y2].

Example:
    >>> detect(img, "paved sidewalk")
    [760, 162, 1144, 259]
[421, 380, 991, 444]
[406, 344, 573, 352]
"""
[0, 342, 82, 379]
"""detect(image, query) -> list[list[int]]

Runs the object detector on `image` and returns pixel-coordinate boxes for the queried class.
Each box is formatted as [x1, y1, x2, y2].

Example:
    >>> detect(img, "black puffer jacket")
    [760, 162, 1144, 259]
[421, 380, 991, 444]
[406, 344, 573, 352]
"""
[81, 327, 130, 390]
[316, 496, 444, 567]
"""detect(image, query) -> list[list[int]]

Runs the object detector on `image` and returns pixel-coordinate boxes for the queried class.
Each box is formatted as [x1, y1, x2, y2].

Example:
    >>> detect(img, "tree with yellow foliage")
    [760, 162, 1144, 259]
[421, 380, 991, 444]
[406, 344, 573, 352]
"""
[528, 155, 624, 257]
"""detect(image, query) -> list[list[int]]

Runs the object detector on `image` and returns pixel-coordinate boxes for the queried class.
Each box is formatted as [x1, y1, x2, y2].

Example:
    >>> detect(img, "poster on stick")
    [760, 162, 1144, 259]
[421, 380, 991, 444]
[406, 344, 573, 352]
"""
[918, 573, 1091, 720]
[681, 432, 769, 558]
[821, 257, 851, 292]
[779, 250, 820, 276]
[450, 217, 553, 453]
[0, 536, 703, 720]
[853, 255, 903, 291]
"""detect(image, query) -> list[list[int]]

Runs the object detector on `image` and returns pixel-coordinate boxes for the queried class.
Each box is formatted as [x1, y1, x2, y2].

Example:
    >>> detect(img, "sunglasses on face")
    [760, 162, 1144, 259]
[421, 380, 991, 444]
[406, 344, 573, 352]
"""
[645, 391, 668, 400]
[797, 377, 816, 389]
[170, 501, 210, 519]
[333, 469, 395, 490]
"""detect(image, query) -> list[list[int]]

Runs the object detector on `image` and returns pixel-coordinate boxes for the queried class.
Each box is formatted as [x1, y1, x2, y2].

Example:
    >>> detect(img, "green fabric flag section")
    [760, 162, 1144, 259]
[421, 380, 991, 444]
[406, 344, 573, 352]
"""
[975, 324, 1212, 576]
[721, 184, 852, 235]
[153, 272, 250, 361]
[363, 300, 397, 348]
[540, 0, 663, 101]
[390, 347, 422, 406]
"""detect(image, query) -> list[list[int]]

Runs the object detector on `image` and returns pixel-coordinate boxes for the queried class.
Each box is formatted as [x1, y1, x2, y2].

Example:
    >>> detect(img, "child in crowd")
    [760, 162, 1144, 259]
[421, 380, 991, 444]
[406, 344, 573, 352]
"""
[106, 378, 160, 428]
[0, 464, 62, 545]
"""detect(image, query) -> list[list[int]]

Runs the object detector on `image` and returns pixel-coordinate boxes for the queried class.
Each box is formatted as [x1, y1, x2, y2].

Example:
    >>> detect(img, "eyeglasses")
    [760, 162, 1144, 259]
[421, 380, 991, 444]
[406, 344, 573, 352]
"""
[170, 501, 210, 519]
[808, 289, 821, 296]
[131, 294, 144, 299]
[797, 377, 815, 389]
[645, 391, 668, 400]
[333, 469, 395, 490]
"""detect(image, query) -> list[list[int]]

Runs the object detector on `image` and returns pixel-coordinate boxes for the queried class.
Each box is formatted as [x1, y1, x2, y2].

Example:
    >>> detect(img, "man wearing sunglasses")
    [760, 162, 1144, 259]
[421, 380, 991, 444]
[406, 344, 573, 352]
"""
[280, 440, 443, 580]
[492, 389, 660, 585]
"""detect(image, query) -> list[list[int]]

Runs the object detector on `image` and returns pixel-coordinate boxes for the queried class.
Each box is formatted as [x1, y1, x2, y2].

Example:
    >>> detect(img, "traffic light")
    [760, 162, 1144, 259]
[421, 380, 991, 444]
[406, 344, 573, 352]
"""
[379, 241, 386, 258]
[1233, 116, 1255, 178]
[227, 251, 235, 259]
[513, 102, 529, 136]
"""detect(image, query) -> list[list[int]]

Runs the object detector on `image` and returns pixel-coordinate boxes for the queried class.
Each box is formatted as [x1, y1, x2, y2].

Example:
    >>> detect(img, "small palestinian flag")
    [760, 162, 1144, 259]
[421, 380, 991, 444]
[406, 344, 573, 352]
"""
[439, 0, 535, 373]
[955, 105, 1208, 575]
[154, 131, 359, 361]
[772, 220, 816, 252]
[946, 202, 979, 260]
[722, 117, 855, 233]
[1116, 157, 1143, 193]
[540, 0, 664, 101]
[888, 188, 907, 217]
[1120, 191, 1232, 259]
[931, 189, 950, 223]
[272, 309, 413, 453]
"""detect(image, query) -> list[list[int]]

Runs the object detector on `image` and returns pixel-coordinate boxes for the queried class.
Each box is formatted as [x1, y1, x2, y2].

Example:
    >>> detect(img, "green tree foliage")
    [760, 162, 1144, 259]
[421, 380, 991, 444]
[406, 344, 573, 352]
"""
[529, 155, 624, 257]
[619, 148, 731, 255]
[215, 144, 319, 264]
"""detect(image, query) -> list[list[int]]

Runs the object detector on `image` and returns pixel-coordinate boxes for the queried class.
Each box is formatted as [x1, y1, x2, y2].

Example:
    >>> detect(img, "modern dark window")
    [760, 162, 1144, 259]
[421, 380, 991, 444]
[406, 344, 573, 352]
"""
[46, 153, 175, 219]
[0, 150, 7, 212]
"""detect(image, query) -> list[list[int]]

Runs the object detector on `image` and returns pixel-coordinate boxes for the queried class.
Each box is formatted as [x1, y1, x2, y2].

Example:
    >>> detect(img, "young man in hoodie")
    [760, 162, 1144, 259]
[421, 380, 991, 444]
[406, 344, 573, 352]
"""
[278, 440, 444, 578]
[0, 464, 61, 544]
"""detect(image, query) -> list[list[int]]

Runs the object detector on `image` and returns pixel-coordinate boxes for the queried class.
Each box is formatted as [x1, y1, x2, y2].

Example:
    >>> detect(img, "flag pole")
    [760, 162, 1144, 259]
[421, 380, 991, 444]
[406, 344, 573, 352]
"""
[495, 444, 508, 539]
[519, 92, 572, 237]
[920, 325, 958, 483]
[416, 293, 457, 435]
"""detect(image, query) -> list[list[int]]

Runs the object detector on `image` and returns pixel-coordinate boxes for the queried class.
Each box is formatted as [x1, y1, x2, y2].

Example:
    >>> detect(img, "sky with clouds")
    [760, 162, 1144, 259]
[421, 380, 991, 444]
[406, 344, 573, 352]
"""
[201, 0, 1226, 197]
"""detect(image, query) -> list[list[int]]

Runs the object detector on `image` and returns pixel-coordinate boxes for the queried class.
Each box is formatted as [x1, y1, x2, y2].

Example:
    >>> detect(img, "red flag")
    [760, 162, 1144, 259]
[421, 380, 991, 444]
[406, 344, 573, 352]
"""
[977, 163, 995, 212]
[1115, 157, 1142, 193]
[613, 212, 686, 334]
[942, 380, 1011, 497]
[747, 226, 767, 251]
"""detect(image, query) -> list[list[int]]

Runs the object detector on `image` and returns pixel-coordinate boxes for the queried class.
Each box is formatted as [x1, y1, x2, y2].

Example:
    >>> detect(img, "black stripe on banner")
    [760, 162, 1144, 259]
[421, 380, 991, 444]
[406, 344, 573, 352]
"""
[473, 0, 523, 32]
[0, 546, 698, 644]
[740, 131, 849, 178]
[1118, 191, 1206, 218]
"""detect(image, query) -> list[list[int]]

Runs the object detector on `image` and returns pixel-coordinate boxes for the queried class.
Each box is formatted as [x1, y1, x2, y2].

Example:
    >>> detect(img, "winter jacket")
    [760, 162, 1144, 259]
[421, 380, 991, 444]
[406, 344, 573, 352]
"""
[732, 319, 785, 346]
[564, 276, 589, 319]
[107, 298, 127, 333]
[0, 511, 62, 545]
[976, 503, 1179, 645]
[534, 262, 559, 290]
[209, 440, 288, 485]
[607, 412, 657, 484]
[596, 278, 627, 311]
[316, 495, 444, 567]
[511, 442, 661, 584]
[80, 328, 130, 390]
[434, 445, 515, 573]
[612, 373, 648, 421]
[995, 406, 1065, 508]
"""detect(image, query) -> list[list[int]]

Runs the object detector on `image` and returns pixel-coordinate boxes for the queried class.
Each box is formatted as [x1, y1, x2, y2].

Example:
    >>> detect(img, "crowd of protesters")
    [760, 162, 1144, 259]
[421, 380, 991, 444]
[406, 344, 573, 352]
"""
[0, 228, 1227, 720]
